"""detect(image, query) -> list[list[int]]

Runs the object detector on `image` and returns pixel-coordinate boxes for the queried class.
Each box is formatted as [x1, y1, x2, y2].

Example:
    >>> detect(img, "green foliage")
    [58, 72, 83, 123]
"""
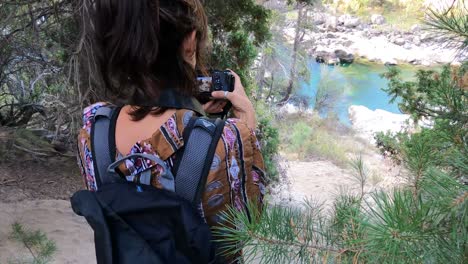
[382, 64, 467, 179]
[383, 65, 467, 124]
[322, 0, 425, 29]
[330, 193, 364, 253]
[288, 121, 313, 154]
[214, 167, 468, 263]
[361, 188, 459, 263]
[425, 1, 468, 54]
[313, 74, 345, 115]
[282, 117, 351, 166]
[349, 154, 369, 199]
[255, 103, 280, 182]
[214, 201, 339, 263]
[204, 0, 271, 86]
[8, 222, 57, 264]
[374, 131, 409, 163]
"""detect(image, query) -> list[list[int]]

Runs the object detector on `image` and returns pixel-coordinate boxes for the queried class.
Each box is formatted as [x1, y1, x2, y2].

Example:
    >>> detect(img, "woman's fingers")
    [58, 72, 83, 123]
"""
[203, 100, 215, 112]
[211, 91, 233, 100]
[203, 99, 228, 113]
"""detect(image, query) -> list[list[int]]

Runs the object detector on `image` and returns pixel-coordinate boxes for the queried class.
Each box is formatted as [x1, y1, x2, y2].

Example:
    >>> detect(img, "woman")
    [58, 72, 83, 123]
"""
[76, 0, 266, 257]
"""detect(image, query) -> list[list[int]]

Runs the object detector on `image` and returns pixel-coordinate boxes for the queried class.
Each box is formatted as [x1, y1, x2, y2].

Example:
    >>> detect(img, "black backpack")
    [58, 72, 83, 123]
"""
[71, 105, 225, 264]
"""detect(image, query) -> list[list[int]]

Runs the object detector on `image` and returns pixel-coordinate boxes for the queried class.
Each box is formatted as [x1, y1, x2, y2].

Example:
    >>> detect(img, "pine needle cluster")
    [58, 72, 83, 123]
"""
[425, 1, 468, 56]
[8, 222, 57, 264]
[214, 165, 467, 263]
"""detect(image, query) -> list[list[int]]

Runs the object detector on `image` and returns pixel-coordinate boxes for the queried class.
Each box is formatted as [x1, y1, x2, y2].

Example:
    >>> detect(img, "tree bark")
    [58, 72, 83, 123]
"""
[278, 3, 305, 106]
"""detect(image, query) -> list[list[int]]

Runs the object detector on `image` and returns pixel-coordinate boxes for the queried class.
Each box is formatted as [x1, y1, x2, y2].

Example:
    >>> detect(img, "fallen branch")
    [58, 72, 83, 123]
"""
[0, 179, 18, 186]
[13, 144, 51, 157]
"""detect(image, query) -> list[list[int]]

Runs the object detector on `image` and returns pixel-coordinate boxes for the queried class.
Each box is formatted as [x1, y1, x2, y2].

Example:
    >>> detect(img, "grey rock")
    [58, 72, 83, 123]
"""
[343, 40, 353, 47]
[411, 24, 421, 32]
[384, 59, 398, 66]
[338, 14, 349, 25]
[345, 17, 361, 28]
[420, 32, 432, 42]
[394, 37, 406, 46]
[413, 36, 421, 45]
[370, 29, 382, 36]
[371, 14, 386, 25]
[334, 49, 355, 64]
[327, 55, 340, 66]
[338, 14, 361, 28]
[313, 13, 326, 25]
[315, 49, 354, 65]
[421, 60, 431, 66]
[326, 16, 338, 31]
[315, 50, 330, 64]
[403, 43, 412, 49]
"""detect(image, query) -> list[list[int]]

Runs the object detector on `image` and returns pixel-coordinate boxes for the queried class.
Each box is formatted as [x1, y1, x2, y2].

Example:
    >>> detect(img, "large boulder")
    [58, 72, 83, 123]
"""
[315, 50, 340, 66]
[345, 18, 361, 28]
[348, 105, 412, 143]
[326, 55, 340, 65]
[384, 58, 398, 66]
[326, 16, 338, 31]
[420, 32, 432, 42]
[338, 14, 361, 28]
[411, 24, 421, 32]
[393, 37, 406, 46]
[412, 36, 421, 46]
[371, 14, 386, 25]
[315, 50, 329, 64]
[312, 13, 326, 25]
[334, 49, 355, 64]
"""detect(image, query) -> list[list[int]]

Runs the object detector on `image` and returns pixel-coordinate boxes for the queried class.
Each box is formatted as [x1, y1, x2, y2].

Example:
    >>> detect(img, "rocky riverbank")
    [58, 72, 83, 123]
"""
[283, 10, 466, 66]
[348, 105, 432, 143]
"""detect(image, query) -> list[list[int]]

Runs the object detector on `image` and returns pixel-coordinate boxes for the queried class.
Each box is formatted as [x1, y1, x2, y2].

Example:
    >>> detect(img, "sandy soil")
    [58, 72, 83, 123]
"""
[0, 158, 94, 264]
[0, 200, 95, 264]
[270, 151, 405, 208]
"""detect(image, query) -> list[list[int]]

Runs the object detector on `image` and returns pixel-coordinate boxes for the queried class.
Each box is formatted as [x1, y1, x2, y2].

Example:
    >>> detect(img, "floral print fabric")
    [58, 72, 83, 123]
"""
[76, 102, 266, 228]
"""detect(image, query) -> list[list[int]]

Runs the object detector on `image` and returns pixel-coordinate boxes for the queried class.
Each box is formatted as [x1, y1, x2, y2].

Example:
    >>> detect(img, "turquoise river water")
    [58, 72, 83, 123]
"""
[298, 61, 422, 124]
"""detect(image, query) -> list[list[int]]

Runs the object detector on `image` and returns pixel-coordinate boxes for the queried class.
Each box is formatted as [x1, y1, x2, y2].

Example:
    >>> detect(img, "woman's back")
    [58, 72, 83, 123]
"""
[77, 102, 266, 227]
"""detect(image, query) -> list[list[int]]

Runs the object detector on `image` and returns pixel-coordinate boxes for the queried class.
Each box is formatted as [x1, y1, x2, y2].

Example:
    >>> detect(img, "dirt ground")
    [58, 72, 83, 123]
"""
[0, 157, 96, 264]
[0, 157, 83, 202]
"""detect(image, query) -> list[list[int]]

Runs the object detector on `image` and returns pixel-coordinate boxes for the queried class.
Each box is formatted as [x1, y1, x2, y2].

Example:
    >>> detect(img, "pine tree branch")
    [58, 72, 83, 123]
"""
[452, 191, 468, 207]
[424, 2, 468, 54]
[247, 229, 351, 254]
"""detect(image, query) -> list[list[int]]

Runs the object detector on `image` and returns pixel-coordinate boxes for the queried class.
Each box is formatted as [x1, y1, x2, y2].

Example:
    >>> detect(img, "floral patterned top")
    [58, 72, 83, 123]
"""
[76, 102, 266, 227]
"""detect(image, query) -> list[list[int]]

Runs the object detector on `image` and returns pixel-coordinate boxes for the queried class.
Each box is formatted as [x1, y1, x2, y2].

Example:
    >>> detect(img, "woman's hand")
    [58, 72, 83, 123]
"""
[203, 100, 227, 114]
[211, 70, 256, 130]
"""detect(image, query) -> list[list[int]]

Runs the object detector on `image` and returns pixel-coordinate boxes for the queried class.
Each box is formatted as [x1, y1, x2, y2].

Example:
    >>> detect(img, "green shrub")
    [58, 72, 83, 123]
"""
[257, 117, 280, 182]
[374, 131, 408, 164]
[288, 121, 313, 155]
[283, 119, 350, 166]
[255, 102, 281, 183]
[214, 167, 467, 263]
[8, 222, 57, 264]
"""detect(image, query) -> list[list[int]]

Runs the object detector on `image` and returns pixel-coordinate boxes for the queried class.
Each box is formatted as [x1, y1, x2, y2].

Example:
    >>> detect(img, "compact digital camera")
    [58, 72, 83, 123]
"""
[196, 70, 235, 104]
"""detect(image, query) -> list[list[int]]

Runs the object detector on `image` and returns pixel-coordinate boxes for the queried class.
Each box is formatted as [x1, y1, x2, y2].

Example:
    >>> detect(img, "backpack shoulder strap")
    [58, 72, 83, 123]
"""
[91, 105, 120, 188]
[174, 117, 225, 204]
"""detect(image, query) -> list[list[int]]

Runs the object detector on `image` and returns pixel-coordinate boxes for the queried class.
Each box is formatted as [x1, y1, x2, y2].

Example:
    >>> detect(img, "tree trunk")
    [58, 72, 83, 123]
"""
[255, 52, 268, 101]
[278, 4, 305, 106]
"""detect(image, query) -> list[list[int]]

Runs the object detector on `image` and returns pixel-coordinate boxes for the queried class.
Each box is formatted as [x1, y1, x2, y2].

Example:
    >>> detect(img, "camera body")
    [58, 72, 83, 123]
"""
[196, 70, 235, 104]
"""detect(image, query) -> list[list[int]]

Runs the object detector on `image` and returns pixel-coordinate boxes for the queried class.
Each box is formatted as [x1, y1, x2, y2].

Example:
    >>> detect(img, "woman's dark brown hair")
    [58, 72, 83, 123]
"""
[91, 0, 208, 120]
